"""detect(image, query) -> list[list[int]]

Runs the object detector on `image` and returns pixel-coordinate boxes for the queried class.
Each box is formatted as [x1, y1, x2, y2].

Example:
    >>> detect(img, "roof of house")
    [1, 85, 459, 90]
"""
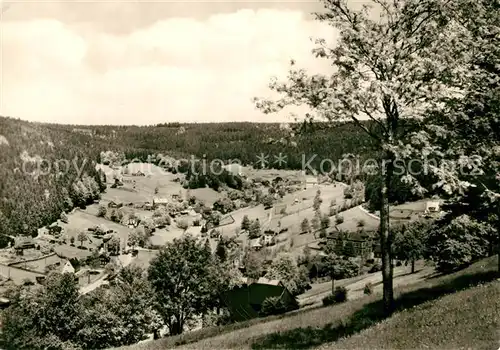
[240, 277, 282, 286]
[153, 197, 169, 204]
[328, 230, 374, 242]
[61, 261, 75, 274]
[250, 239, 262, 248]
[14, 237, 35, 248]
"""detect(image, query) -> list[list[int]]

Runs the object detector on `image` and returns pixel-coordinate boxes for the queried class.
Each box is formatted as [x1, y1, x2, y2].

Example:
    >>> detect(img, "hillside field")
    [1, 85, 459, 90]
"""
[121, 256, 499, 350]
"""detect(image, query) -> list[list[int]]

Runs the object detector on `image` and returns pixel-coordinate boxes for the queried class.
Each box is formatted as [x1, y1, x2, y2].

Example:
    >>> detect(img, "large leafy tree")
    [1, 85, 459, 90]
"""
[78, 265, 162, 348]
[426, 0, 500, 272]
[427, 214, 493, 273]
[323, 240, 359, 293]
[254, 0, 461, 313]
[1, 273, 83, 350]
[264, 254, 310, 296]
[393, 220, 430, 273]
[147, 235, 220, 335]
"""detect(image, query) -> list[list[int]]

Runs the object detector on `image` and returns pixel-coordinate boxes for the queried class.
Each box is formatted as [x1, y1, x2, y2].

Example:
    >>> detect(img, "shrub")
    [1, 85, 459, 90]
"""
[357, 219, 366, 227]
[369, 263, 382, 273]
[97, 205, 107, 218]
[22, 278, 35, 286]
[334, 286, 348, 302]
[322, 294, 336, 306]
[364, 282, 374, 295]
[260, 296, 298, 317]
[335, 215, 344, 225]
[176, 219, 189, 230]
[323, 286, 348, 306]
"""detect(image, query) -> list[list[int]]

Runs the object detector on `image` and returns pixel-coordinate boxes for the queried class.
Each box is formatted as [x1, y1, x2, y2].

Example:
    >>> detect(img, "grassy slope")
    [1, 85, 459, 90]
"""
[123, 256, 499, 350]
[325, 280, 500, 350]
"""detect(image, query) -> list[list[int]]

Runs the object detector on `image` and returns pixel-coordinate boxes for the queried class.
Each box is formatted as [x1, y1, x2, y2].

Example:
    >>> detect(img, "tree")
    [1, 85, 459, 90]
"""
[393, 221, 429, 273]
[110, 209, 118, 222]
[215, 240, 227, 263]
[313, 189, 322, 212]
[107, 235, 121, 256]
[213, 197, 236, 214]
[242, 248, 265, 279]
[311, 212, 321, 232]
[320, 214, 330, 230]
[241, 215, 251, 231]
[427, 215, 492, 273]
[253, 0, 459, 314]
[148, 235, 220, 336]
[261, 195, 274, 208]
[1, 273, 83, 349]
[323, 243, 358, 293]
[77, 231, 87, 249]
[265, 254, 309, 296]
[248, 219, 261, 239]
[78, 265, 162, 348]
[97, 205, 107, 218]
[128, 229, 146, 249]
[426, 0, 500, 274]
[300, 218, 311, 233]
[176, 218, 189, 231]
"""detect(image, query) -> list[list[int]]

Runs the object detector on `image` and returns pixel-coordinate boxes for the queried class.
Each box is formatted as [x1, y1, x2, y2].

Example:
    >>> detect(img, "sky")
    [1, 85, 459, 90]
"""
[0, 0, 343, 125]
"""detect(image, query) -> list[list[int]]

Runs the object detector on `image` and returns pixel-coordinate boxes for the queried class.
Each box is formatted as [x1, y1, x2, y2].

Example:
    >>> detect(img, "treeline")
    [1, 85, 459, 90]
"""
[54, 121, 378, 170]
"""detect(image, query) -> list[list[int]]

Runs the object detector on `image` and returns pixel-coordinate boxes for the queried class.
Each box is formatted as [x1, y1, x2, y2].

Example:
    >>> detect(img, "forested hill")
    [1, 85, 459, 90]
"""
[55, 120, 378, 169]
[0, 117, 107, 237]
[0, 116, 376, 237]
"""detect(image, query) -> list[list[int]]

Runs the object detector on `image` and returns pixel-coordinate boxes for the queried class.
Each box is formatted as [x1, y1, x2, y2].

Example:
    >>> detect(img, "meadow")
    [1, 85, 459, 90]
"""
[122, 256, 499, 350]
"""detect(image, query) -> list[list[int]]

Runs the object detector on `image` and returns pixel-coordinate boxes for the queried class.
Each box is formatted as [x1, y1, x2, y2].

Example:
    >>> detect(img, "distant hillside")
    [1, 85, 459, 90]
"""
[0, 117, 108, 237]
[53, 120, 377, 169]
[0, 117, 377, 237]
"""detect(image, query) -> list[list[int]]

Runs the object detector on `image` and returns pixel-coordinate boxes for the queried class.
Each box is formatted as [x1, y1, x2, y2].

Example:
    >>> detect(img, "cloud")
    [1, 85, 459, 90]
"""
[1, 8, 336, 125]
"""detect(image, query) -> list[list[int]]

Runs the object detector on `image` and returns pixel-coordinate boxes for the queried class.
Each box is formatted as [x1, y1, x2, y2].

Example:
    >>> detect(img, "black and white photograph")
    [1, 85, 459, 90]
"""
[0, 0, 498, 349]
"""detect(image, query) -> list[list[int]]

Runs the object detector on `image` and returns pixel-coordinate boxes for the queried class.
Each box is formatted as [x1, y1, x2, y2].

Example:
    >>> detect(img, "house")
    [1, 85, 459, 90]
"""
[127, 218, 139, 228]
[425, 201, 440, 214]
[153, 197, 169, 207]
[0, 297, 11, 309]
[144, 202, 153, 211]
[14, 237, 36, 250]
[221, 277, 298, 322]
[171, 193, 182, 201]
[61, 261, 75, 274]
[108, 201, 123, 209]
[261, 235, 275, 246]
[250, 239, 263, 251]
[325, 230, 375, 257]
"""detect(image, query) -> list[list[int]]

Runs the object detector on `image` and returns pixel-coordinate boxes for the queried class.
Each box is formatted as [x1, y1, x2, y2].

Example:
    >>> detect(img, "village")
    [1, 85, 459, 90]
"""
[0, 154, 443, 327]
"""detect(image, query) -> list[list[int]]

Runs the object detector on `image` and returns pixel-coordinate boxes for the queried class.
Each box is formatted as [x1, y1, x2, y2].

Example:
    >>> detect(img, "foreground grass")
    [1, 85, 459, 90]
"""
[323, 280, 500, 350]
[125, 256, 499, 349]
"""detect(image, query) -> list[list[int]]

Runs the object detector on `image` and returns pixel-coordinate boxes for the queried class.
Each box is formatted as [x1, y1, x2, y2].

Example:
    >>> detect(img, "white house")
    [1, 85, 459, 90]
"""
[61, 261, 75, 274]
[425, 201, 440, 213]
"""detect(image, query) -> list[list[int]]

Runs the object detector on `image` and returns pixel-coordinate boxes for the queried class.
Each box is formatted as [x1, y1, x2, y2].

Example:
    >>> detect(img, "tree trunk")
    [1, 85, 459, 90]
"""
[153, 329, 160, 340]
[169, 319, 184, 336]
[411, 259, 415, 274]
[331, 275, 335, 295]
[379, 161, 394, 315]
